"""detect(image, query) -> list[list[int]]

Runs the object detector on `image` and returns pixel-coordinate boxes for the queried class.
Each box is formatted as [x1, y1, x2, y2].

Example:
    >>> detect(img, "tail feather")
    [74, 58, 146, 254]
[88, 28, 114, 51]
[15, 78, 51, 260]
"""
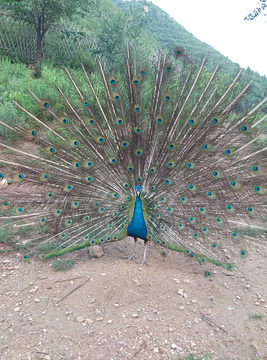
[0, 45, 266, 271]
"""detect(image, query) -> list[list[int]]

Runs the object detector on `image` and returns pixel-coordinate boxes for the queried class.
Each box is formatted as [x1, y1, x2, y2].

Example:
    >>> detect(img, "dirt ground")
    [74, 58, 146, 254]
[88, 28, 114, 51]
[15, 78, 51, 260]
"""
[0, 238, 266, 360]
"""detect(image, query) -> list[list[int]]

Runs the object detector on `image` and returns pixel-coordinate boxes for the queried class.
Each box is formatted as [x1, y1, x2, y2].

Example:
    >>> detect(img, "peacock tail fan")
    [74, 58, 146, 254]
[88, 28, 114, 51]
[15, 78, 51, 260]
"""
[0, 45, 266, 274]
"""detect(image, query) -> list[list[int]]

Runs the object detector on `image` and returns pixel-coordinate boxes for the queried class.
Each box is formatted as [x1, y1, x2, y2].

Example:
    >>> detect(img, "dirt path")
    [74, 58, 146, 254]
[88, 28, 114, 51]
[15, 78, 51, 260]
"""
[1, 239, 266, 360]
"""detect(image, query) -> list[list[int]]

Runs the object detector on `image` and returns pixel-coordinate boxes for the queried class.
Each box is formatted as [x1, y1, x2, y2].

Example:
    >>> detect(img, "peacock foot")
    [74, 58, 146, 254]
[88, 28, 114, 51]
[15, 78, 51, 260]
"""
[122, 254, 138, 263]
[139, 258, 150, 268]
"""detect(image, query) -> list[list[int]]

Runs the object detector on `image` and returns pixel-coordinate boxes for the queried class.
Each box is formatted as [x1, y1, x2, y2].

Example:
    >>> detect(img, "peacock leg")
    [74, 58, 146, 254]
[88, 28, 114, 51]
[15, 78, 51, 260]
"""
[139, 240, 149, 268]
[123, 236, 138, 262]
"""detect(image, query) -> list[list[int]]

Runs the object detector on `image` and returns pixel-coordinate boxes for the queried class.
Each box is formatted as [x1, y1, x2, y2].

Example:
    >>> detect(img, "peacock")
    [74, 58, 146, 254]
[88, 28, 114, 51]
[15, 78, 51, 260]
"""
[0, 45, 266, 274]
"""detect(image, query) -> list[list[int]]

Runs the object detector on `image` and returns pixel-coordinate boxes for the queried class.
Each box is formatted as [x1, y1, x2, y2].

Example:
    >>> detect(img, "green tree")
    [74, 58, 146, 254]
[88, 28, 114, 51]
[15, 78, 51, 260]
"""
[90, 0, 150, 65]
[0, 0, 93, 62]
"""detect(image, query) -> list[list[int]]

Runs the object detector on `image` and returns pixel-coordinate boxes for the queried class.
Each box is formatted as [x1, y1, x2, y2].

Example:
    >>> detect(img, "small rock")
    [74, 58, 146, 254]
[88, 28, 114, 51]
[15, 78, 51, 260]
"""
[204, 309, 211, 315]
[171, 343, 177, 349]
[252, 343, 259, 350]
[236, 296, 241, 300]
[178, 289, 184, 295]
[14, 307, 20, 312]
[191, 299, 197, 303]
[89, 245, 104, 258]
[132, 314, 139, 318]
[77, 316, 84, 323]
[29, 287, 38, 293]
[154, 348, 159, 353]
[107, 320, 113, 324]
[34, 298, 41, 303]
[85, 318, 93, 324]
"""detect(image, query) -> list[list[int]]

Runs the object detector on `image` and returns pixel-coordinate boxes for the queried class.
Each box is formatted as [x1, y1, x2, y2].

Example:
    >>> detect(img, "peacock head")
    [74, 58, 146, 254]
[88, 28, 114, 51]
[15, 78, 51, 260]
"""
[136, 185, 141, 196]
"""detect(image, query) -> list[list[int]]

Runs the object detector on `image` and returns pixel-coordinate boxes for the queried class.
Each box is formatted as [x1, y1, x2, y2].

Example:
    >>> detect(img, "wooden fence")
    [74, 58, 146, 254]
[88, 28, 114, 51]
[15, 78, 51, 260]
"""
[0, 13, 95, 63]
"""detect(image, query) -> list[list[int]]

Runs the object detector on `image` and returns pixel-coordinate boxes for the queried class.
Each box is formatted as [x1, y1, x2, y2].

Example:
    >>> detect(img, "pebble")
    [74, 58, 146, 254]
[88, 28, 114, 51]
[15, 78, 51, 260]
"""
[77, 316, 84, 323]
[132, 314, 139, 318]
[34, 298, 41, 303]
[178, 289, 184, 295]
[14, 307, 21, 312]
[107, 320, 113, 324]
[252, 343, 259, 350]
[29, 286, 38, 293]
[171, 343, 177, 349]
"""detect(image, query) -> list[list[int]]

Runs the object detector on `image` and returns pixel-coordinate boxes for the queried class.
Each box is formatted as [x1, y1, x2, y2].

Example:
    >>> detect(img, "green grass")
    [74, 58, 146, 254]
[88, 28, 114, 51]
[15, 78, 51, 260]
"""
[52, 259, 76, 271]
[250, 313, 264, 320]
[184, 354, 213, 360]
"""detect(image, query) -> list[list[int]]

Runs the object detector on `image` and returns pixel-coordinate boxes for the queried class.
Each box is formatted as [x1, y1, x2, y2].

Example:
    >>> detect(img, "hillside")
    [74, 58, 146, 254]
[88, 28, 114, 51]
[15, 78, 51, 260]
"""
[111, 0, 267, 97]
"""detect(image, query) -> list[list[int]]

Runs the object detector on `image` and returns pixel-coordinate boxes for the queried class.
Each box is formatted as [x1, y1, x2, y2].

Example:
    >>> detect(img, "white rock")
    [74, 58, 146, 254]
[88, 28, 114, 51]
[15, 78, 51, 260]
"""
[29, 286, 38, 293]
[76, 316, 84, 323]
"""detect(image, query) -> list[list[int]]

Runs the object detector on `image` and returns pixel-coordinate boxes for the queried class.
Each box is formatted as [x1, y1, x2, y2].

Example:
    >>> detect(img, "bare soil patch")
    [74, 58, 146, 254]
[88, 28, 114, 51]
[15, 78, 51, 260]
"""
[1, 239, 266, 360]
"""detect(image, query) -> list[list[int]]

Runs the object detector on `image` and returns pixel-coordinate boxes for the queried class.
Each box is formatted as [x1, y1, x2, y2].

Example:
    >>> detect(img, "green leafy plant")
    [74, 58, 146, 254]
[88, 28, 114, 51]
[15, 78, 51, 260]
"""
[52, 259, 76, 271]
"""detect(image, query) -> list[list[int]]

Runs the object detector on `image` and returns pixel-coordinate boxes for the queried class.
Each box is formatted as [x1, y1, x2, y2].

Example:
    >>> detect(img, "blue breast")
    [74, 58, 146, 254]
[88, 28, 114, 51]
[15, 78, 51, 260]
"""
[127, 196, 147, 240]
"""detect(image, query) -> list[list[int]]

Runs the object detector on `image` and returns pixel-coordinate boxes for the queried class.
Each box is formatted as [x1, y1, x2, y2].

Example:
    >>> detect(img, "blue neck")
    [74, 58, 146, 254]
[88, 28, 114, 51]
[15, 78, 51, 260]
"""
[127, 196, 147, 241]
